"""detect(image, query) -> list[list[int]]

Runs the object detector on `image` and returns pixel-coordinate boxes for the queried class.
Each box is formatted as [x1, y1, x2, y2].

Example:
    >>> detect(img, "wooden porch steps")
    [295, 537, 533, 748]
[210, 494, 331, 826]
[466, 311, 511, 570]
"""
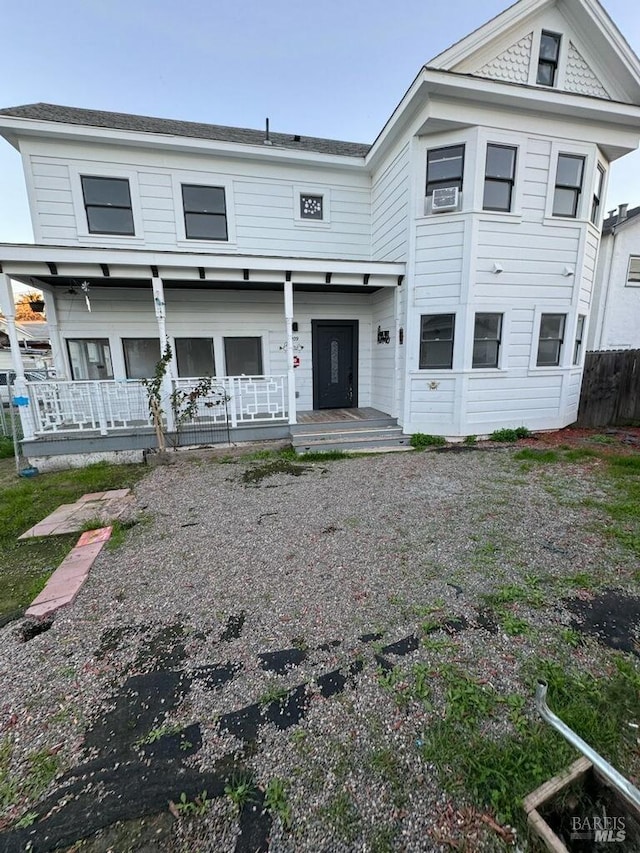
[290, 415, 411, 454]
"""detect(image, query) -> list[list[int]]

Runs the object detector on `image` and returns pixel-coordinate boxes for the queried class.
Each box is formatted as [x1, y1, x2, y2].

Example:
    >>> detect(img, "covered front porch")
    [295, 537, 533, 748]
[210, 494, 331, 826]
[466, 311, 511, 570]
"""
[0, 245, 405, 461]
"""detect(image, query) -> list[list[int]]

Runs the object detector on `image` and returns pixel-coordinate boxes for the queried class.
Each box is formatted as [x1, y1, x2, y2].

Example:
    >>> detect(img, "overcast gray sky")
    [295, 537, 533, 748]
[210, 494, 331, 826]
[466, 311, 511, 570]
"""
[0, 0, 639, 245]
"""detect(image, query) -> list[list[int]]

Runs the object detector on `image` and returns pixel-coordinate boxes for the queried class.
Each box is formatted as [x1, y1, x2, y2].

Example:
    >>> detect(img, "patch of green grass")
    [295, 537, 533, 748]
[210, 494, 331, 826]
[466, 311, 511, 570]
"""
[500, 613, 530, 636]
[242, 459, 311, 483]
[321, 791, 361, 844]
[0, 436, 14, 459]
[483, 579, 545, 610]
[259, 684, 289, 707]
[224, 771, 257, 811]
[264, 777, 292, 829]
[0, 460, 146, 620]
[173, 790, 210, 817]
[589, 434, 617, 445]
[515, 448, 559, 464]
[0, 737, 16, 811]
[463, 434, 478, 445]
[560, 627, 583, 648]
[297, 449, 352, 461]
[421, 657, 640, 834]
[410, 433, 446, 449]
[490, 426, 530, 442]
[562, 448, 598, 462]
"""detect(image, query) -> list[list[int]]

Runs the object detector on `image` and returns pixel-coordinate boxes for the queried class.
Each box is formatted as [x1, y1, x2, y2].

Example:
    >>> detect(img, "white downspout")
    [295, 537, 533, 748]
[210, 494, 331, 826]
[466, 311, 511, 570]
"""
[284, 278, 297, 425]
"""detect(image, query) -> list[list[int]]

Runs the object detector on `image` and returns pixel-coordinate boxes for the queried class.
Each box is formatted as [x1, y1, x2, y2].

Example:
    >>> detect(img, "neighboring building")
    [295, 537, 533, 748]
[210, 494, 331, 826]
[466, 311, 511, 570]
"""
[589, 203, 640, 350]
[0, 0, 640, 465]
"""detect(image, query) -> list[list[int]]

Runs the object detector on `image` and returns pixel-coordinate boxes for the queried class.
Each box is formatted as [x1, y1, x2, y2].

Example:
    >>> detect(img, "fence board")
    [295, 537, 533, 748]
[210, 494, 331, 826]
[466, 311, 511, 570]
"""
[576, 350, 640, 428]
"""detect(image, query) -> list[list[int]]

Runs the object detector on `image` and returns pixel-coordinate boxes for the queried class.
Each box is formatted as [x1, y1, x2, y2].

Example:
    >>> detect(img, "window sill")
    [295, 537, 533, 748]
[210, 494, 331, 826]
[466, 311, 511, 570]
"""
[293, 219, 332, 229]
[76, 233, 146, 245]
[175, 239, 238, 251]
[542, 216, 587, 229]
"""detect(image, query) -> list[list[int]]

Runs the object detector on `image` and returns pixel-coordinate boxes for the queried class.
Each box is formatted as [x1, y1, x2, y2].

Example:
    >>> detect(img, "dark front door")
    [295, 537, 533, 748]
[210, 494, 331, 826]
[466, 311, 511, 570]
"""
[312, 320, 358, 409]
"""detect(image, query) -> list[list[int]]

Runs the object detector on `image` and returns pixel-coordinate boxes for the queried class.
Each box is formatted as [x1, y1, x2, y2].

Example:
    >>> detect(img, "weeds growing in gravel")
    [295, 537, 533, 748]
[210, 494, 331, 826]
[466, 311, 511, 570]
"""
[410, 433, 446, 449]
[259, 684, 289, 707]
[490, 426, 530, 442]
[224, 772, 257, 811]
[321, 791, 361, 844]
[264, 777, 292, 829]
[173, 790, 210, 817]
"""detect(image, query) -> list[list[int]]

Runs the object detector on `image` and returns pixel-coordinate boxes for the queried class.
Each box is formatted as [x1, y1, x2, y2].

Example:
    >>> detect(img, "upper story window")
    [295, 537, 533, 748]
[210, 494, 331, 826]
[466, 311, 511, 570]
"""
[537, 31, 562, 87]
[426, 145, 465, 197]
[591, 165, 605, 225]
[627, 257, 640, 286]
[182, 184, 228, 240]
[536, 314, 566, 366]
[300, 194, 323, 220]
[419, 314, 455, 369]
[483, 145, 517, 212]
[81, 176, 134, 235]
[552, 154, 585, 218]
[473, 313, 503, 368]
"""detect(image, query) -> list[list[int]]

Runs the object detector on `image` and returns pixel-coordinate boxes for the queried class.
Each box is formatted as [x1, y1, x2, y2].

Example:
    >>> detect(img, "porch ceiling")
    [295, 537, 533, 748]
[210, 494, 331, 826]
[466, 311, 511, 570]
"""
[27, 276, 385, 294]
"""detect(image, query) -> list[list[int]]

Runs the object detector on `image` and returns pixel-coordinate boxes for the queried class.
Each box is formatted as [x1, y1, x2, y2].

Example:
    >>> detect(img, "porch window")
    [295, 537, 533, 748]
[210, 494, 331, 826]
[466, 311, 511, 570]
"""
[81, 176, 135, 235]
[472, 313, 502, 368]
[552, 154, 585, 218]
[483, 145, 516, 212]
[123, 338, 161, 379]
[175, 338, 215, 377]
[182, 184, 228, 240]
[67, 339, 114, 380]
[419, 314, 455, 369]
[536, 314, 566, 366]
[224, 337, 263, 375]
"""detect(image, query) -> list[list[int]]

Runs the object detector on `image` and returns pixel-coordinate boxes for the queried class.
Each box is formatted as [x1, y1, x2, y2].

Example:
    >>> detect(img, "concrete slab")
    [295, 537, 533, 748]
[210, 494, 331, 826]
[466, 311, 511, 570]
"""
[19, 490, 131, 539]
[77, 527, 113, 546]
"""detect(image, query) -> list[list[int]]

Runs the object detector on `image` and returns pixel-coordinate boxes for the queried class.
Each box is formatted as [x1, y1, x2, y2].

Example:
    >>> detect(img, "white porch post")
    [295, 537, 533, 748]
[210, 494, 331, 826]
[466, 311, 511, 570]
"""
[151, 276, 176, 432]
[284, 278, 297, 425]
[0, 273, 35, 439]
[42, 290, 67, 378]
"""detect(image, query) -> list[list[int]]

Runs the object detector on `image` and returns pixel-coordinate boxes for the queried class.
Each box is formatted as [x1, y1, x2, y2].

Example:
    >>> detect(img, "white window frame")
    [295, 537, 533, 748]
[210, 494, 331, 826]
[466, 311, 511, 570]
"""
[418, 312, 456, 370]
[475, 130, 525, 218]
[70, 164, 145, 243]
[293, 186, 331, 227]
[590, 161, 606, 227]
[172, 172, 236, 248]
[573, 314, 586, 365]
[544, 141, 595, 223]
[530, 308, 569, 370]
[418, 129, 477, 218]
[528, 28, 568, 89]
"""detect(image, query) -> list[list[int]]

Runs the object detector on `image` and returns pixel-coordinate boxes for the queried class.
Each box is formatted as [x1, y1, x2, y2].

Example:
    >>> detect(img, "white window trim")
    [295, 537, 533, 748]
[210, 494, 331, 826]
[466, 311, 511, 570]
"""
[626, 256, 640, 287]
[293, 186, 331, 227]
[530, 307, 569, 370]
[70, 165, 145, 243]
[475, 131, 525, 218]
[172, 172, 237, 248]
[528, 28, 567, 89]
[468, 307, 510, 371]
[589, 159, 607, 228]
[544, 141, 595, 223]
[417, 311, 457, 371]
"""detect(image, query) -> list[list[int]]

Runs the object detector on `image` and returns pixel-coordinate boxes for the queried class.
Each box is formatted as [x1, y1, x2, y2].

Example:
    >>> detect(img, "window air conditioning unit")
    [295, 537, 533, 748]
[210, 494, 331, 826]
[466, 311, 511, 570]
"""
[431, 186, 459, 213]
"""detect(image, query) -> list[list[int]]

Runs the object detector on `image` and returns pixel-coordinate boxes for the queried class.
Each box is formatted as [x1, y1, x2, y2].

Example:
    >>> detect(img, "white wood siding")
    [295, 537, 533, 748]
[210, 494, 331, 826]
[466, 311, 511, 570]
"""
[371, 142, 410, 261]
[24, 142, 371, 259]
[414, 219, 465, 302]
[53, 286, 383, 412]
[370, 289, 396, 414]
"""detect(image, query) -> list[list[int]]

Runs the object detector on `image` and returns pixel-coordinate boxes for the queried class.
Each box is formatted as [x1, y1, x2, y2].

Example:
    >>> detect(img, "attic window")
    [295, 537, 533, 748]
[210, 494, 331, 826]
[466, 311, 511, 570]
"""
[537, 31, 561, 87]
[300, 194, 323, 220]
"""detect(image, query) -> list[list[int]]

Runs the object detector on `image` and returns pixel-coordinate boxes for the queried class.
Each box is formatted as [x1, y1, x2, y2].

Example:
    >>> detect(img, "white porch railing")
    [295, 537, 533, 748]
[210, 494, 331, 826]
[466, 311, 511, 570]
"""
[23, 375, 288, 436]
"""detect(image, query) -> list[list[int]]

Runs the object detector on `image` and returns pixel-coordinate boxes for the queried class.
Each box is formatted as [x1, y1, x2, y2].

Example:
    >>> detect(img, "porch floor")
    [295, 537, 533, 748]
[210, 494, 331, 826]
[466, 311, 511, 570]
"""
[296, 407, 389, 424]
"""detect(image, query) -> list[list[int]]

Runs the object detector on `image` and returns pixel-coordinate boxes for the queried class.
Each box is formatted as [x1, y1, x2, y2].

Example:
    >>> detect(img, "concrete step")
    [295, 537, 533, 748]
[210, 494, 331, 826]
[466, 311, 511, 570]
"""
[290, 416, 397, 435]
[291, 426, 404, 446]
[293, 432, 412, 454]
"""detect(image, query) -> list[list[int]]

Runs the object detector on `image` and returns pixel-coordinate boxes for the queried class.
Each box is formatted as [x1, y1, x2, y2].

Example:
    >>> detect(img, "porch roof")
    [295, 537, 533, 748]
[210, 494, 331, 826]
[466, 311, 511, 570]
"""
[0, 243, 404, 291]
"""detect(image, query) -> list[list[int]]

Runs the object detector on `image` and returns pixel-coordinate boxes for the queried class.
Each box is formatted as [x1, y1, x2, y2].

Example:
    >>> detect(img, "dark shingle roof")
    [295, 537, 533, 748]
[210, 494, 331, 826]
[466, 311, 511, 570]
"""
[602, 205, 640, 234]
[0, 103, 370, 157]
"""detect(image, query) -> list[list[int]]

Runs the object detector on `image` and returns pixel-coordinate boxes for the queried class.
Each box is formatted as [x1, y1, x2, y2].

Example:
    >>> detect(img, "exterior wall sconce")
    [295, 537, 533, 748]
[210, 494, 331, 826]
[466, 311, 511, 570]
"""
[562, 266, 575, 276]
[492, 262, 504, 274]
[377, 326, 390, 344]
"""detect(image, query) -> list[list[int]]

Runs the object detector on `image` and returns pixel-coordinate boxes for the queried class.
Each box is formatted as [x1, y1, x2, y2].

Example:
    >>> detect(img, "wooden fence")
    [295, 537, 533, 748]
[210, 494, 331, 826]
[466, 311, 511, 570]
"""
[576, 349, 640, 428]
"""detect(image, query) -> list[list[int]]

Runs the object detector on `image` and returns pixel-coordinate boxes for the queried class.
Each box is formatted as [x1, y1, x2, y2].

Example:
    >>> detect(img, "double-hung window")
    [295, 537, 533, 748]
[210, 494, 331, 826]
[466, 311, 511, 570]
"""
[537, 31, 561, 86]
[483, 145, 517, 212]
[81, 176, 134, 235]
[224, 337, 263, 375]
[182, 184, 228, 240]
[591, 165, 605, 225]
[552, 154, 585, 218]
[627, 257, 640, 286]
[426, 145, 465, 196]
[419, 314, 455, 369]
[473, 313, 503, 368]
[536, 314, 566, 366]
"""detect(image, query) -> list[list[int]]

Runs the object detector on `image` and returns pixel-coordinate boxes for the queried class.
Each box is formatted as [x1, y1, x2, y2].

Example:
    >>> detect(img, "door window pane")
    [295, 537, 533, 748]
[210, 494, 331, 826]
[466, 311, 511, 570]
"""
[123, 338, 161, 379]
[224, 337, 263, 375]
[175, 338, 215, 377]
[67, 339, 114, 380]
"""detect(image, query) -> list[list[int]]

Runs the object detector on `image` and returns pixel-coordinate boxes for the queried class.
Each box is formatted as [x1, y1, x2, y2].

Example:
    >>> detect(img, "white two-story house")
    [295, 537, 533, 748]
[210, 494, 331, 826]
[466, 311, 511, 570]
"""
[1, 0, 639, 466]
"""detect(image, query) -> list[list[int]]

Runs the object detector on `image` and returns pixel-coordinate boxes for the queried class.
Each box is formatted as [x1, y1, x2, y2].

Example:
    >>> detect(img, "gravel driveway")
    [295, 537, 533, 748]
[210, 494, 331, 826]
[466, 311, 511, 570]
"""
[0, 447, 638, 852]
